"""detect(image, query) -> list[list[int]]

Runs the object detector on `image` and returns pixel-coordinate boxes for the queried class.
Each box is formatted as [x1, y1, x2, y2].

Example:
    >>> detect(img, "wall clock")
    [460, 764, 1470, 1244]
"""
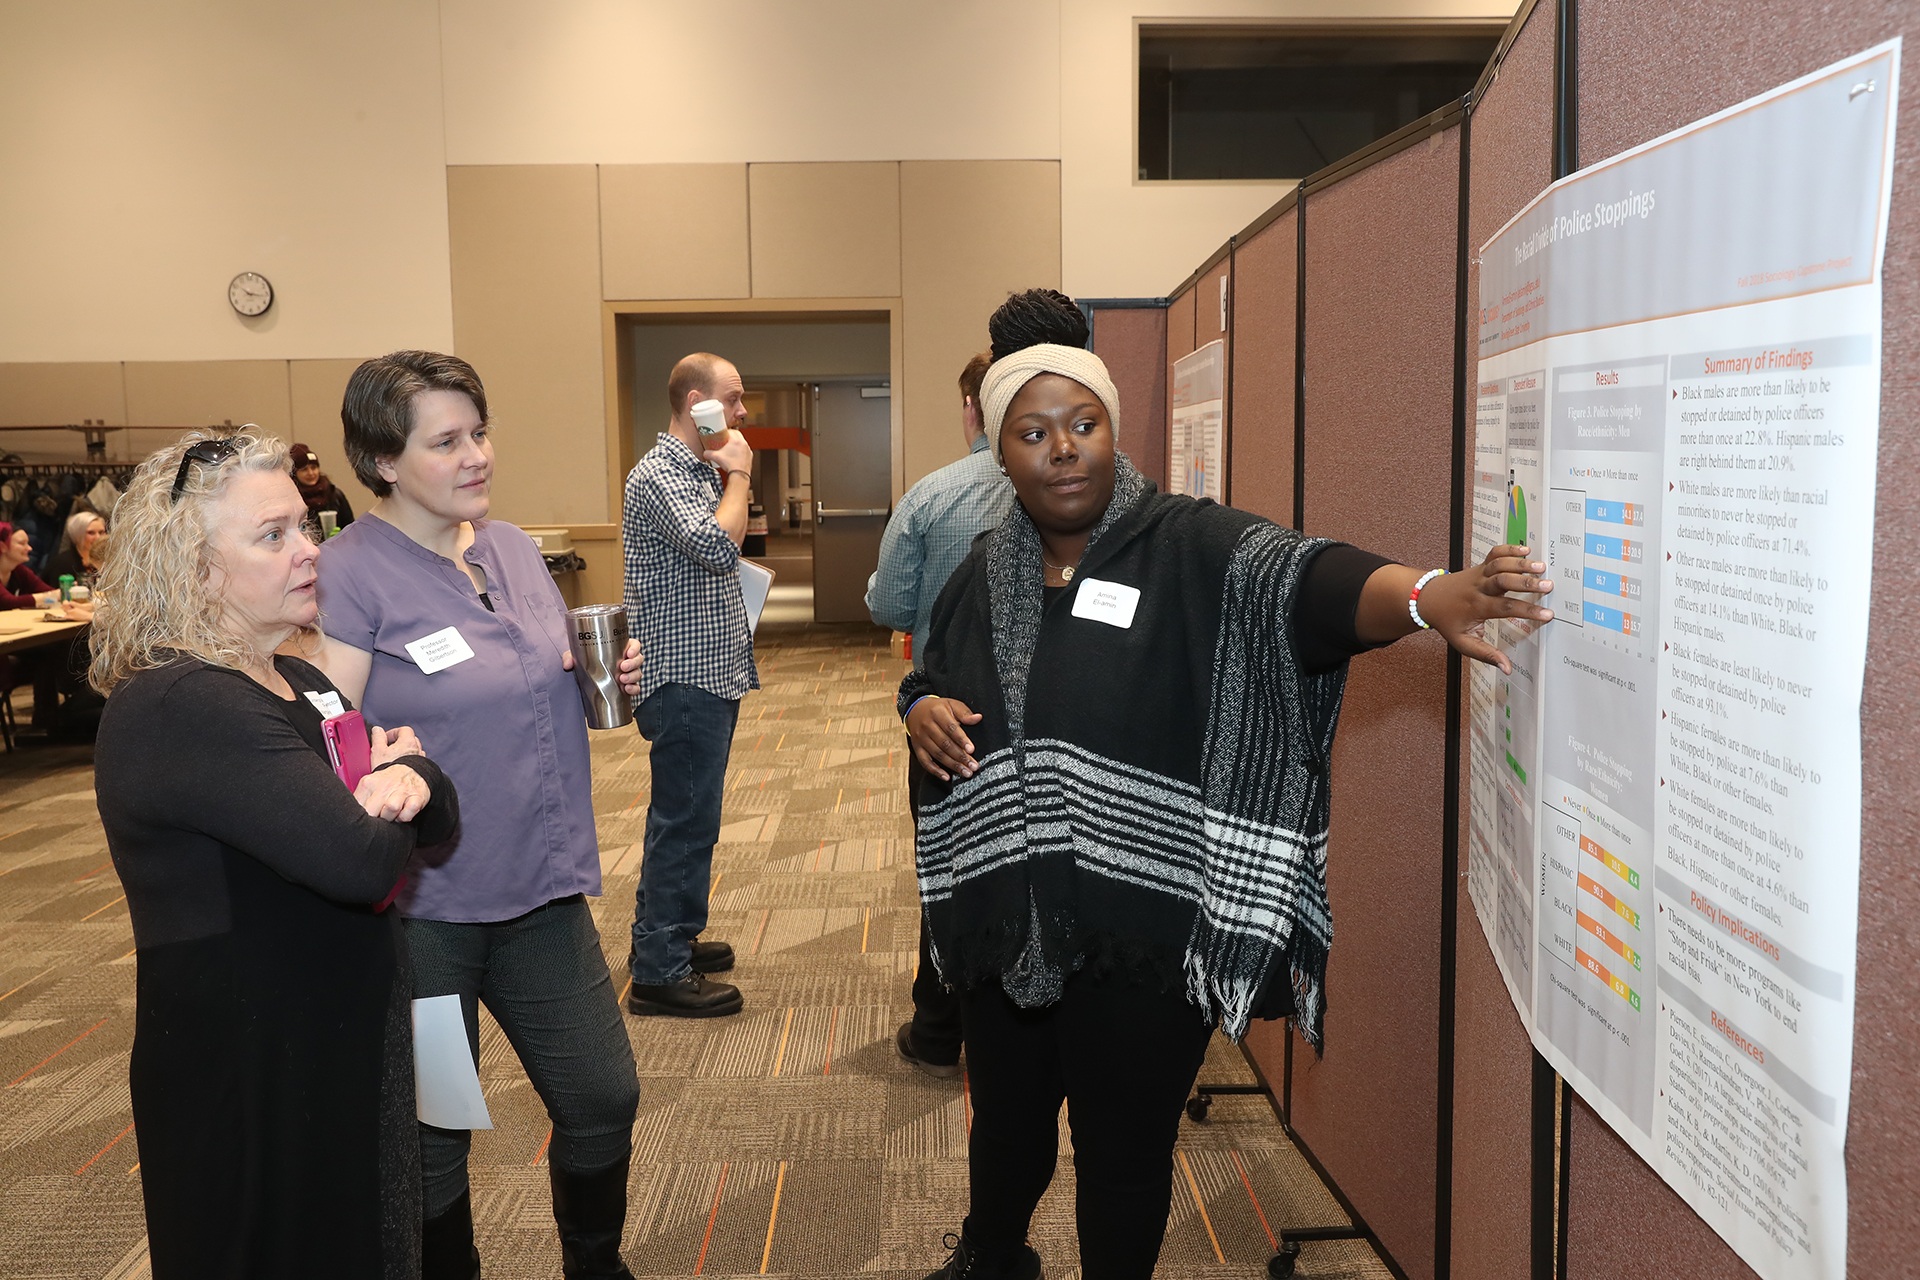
[228, 271, 273, 317]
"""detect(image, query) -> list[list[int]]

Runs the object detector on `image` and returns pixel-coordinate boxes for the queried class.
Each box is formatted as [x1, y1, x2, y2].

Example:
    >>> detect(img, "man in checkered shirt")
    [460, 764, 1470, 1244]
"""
[621, 352, 757, 1018]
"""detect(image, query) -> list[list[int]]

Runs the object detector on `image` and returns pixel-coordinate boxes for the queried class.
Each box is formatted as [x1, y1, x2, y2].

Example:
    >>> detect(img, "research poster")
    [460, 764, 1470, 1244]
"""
[1468, 42, 1897, 1280]
[1170, 339, 1225, 502]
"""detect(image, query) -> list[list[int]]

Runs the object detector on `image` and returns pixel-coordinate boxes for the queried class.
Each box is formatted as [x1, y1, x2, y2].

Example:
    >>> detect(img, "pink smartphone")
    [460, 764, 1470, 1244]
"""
[320, 709, 372, 790]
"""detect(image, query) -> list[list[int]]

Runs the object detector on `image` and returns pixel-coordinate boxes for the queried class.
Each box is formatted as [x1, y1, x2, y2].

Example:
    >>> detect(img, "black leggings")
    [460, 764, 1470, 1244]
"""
[406, 896, 640, 1216]
[960, 973, 1215, 1279]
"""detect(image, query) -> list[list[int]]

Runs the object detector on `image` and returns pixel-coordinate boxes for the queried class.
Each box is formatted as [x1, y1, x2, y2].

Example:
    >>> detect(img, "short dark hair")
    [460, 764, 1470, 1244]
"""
[959, 351, 991, 406]
[667, 353, 727, 418]
[341, 351, 489, 497]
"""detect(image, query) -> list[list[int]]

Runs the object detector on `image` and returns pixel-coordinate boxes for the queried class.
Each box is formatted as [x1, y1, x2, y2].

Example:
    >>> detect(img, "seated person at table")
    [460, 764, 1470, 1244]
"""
[45, 510, 107, 588]
[0, 522, 59, 609]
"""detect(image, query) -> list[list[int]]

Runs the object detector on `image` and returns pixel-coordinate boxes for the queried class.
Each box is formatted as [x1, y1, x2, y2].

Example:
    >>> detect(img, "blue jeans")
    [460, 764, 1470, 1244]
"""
[629, 682, 739, 984]
[406, 896, 640, 1216]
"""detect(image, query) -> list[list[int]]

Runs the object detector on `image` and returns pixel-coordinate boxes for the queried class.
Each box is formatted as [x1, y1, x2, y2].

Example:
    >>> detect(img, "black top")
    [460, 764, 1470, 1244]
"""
[43, 546, 96, 588]
[1042, 540, 1391, 673]
[1292, 542, 1395, 672]
[906, 484, 1367, 1036]
[94, 654, 456, 1280]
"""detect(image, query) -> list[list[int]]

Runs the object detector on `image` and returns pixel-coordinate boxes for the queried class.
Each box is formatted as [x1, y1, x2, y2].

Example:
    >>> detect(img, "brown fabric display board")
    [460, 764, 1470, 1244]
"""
[1159, 289, 1198, 492]
[1450, 4, 1560, 1277]
[1224, 208, 1298, 530]
[1088, 307, 1170, 495]
[1292, 123, 1465, 1280]
[1563, 3, 1920, 1277]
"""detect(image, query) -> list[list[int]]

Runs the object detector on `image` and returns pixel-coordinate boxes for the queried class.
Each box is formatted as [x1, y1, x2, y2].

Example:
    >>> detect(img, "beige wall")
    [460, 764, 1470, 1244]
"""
[0, 0, 1513, 525]
[599, 165, 752, 300]
[901, 162, 1061, 485]
[447, 165, 609, 524]
[289, 359, 382, 516]
[436, 0, 1060, 165]
[749, 164, 903, 299]
[0, 0, 454, 363]
[1059, 0, 1518, 298]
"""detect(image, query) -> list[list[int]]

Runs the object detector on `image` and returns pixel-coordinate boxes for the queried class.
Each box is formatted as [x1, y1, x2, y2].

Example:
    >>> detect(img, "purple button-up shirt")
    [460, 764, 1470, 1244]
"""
[316, 514, 601, 923]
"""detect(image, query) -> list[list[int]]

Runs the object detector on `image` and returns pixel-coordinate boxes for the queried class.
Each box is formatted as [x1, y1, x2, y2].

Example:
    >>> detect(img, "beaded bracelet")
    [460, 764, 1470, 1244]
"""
[1409, 569, 1448, 629]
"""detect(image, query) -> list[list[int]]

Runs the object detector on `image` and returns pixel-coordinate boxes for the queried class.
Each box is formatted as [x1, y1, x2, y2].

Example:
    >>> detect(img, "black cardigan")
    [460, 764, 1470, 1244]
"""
[901, 462, 1392, 1043]
[94, 654, 455, 1280]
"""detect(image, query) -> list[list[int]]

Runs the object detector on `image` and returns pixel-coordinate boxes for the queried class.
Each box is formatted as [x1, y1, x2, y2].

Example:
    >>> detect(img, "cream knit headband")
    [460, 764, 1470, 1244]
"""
[979, 344, 1122, 465]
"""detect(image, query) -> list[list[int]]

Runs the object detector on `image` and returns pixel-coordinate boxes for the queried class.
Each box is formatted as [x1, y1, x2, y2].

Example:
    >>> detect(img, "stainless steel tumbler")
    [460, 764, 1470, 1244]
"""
[566, 604, 633, 729]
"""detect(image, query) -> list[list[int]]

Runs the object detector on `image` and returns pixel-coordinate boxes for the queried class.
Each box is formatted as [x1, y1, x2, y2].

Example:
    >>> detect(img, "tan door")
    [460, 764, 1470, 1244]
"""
[810, 381, 892, 623]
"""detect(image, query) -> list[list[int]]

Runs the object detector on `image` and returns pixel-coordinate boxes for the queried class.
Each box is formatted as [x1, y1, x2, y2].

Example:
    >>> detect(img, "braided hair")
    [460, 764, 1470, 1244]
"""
[987, 288, 1089, 361]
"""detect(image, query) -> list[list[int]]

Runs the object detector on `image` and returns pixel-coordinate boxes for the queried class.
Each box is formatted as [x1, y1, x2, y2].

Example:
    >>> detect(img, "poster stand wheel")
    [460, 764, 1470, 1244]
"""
[1185, 1081, 1262, 1121]
[1264, 1226, 1371, 1278]
[1184, 1081, 1371, 1274]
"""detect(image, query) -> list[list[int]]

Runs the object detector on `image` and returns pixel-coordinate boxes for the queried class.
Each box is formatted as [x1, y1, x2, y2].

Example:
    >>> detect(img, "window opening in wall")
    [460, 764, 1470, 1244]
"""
[1138, 24, 1502, 181]
[617, 312, 892, 625]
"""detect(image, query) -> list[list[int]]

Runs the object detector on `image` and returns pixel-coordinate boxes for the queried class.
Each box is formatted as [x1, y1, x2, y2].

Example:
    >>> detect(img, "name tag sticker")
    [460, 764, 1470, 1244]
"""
[1070, 578, 1142, 629]
[303, 690, 346, 718]
[405, 626, 476, 674]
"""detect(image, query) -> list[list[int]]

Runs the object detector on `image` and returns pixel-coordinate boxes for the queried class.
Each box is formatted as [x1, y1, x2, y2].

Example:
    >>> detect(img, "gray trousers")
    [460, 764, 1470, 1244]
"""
[405, 896, 639, 1216]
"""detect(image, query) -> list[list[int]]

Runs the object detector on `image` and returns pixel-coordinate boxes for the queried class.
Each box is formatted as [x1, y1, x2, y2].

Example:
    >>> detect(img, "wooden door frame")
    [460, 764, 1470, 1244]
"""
[600, 298, 905, 525]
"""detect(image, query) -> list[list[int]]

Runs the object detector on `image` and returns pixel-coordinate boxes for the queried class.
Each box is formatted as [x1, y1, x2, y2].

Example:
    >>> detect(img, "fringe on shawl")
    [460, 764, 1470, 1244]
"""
[1183, 521, 1347, 1049]
[910, 455, 1351, 1049]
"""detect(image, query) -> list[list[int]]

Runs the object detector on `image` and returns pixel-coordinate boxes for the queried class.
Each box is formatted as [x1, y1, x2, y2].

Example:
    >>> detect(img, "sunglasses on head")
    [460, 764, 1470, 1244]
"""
[170, 438, 243, 503]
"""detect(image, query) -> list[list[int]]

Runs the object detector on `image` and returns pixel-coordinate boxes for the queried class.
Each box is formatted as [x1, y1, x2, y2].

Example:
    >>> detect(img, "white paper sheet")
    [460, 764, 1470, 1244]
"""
[738, 559, 775, 635]
[411, 994, 493, 1130]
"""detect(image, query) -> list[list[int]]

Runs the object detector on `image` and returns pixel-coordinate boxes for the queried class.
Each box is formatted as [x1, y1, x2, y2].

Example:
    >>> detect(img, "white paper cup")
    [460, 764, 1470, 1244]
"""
[690, 399, 728, 437]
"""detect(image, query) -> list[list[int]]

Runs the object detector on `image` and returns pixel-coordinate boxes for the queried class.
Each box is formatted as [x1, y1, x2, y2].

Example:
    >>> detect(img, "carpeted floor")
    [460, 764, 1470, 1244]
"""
[0, 619, 1388, 1279]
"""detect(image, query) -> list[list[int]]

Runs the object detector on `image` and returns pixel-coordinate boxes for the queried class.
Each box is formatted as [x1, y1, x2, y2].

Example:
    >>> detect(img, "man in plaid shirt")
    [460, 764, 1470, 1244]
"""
[621, 352, 757, 1017]
[865, 351, 1011, 1077]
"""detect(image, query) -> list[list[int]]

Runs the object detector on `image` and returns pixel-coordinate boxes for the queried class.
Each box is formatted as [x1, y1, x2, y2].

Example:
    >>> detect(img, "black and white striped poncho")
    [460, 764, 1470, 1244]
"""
[899, 455, 1353, 1047]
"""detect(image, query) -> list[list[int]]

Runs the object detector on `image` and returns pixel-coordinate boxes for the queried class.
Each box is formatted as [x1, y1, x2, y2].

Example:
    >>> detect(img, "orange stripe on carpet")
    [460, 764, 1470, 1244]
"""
[693, 1161, 730, 1275]
[0, 964, 57, 1006]
[770, 1008, 795, 1077]
[1178, 1150, 1224, 1263]
[759, 1160, 788, 1274]
[79, 893, 127, 922]
[8, 1017, 107, 1087]
[1230, 1148, 1279, 1250]
[74, 1121, 136, 1175]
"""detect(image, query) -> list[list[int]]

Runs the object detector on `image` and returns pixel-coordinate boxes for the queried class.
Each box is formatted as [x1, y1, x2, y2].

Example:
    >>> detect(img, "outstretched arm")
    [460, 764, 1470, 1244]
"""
[1353, 544, 1554, 673]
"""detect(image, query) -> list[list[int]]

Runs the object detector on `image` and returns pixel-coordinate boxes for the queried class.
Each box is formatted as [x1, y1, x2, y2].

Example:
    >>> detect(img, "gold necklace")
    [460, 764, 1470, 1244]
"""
[1041, 554, 1075, 582]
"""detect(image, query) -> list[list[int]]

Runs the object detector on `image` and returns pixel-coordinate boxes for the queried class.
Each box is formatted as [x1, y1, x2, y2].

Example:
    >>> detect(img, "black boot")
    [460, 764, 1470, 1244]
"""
[421, 1189, 482, 1280]
[923, 1223, 1043, 1280]
[550, 1156, 637, 1278]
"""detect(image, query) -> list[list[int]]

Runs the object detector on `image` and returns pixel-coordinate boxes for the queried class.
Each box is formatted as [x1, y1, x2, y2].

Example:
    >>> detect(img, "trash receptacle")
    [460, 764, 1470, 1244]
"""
[523, 526, 585, 609]
[744, 503, 768, 558]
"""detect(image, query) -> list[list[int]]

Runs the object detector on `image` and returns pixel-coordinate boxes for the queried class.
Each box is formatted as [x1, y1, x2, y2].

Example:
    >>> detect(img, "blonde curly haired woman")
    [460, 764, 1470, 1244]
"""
[90, 430, 459, 1280]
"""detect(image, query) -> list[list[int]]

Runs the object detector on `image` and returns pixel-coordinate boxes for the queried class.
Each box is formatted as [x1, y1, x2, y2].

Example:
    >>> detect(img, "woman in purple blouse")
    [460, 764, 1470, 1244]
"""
[315, 351, 644, 1280]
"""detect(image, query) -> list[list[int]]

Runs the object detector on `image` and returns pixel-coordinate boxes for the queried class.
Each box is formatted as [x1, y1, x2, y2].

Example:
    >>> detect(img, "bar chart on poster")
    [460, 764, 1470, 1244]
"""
[1466, 40, 1898, 1280]
[1170, 339, 1225, 502]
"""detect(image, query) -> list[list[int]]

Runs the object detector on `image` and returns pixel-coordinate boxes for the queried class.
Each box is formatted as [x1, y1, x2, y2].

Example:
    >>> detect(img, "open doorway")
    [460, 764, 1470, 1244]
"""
[616, 309, 896, 626]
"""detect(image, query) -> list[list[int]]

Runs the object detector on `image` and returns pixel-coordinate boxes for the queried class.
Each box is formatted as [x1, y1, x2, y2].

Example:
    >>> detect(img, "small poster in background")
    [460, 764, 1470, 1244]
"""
[1170, 339, 1225, 502]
